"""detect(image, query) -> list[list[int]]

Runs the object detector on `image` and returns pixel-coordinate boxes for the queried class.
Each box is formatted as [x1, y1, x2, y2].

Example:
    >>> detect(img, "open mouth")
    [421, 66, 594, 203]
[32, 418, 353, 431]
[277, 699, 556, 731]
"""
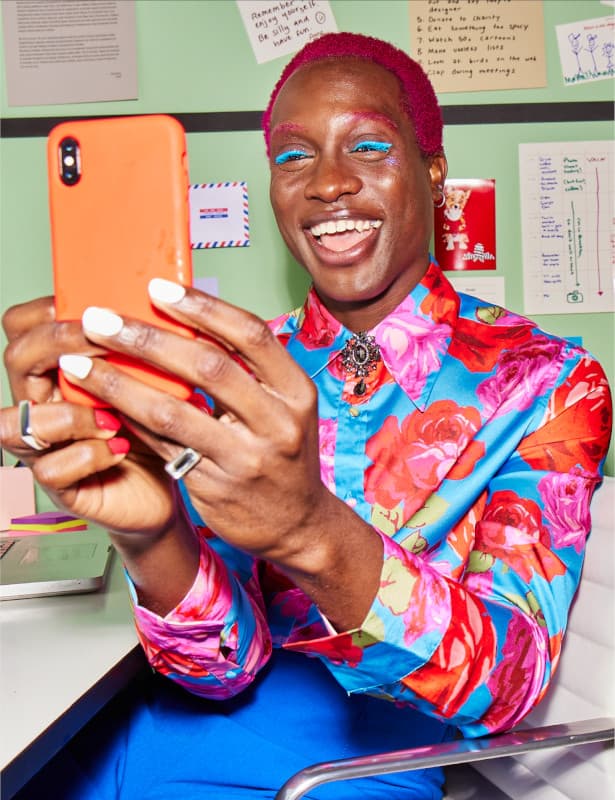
[309, 218, 382, 253]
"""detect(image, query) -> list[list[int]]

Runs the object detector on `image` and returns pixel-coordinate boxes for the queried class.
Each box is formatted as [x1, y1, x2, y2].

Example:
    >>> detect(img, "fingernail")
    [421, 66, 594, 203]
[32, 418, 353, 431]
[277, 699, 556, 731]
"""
[94, 409, 122, 432]
[59, 354, 93, 379]
[82, 307, 123, 337]
[107, 437, 130, 455]
[148, 278, 186, 304]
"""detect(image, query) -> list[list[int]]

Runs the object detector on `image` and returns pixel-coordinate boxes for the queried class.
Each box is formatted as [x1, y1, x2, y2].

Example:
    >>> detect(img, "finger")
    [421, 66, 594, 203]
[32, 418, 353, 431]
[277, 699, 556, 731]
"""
[4, 316, 108, 403]
[146, 280, 312, 403]
[57, 354, 246, 469]
[79, 306, 295, 436]
[0, 403, 125, 460]
[2, 296, 55, 341]
[28, 438, 131, 494]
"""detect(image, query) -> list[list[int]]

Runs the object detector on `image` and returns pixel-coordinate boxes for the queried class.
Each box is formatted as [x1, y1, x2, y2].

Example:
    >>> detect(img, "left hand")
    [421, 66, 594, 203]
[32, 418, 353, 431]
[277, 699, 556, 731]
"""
[58, 281, 332, 567]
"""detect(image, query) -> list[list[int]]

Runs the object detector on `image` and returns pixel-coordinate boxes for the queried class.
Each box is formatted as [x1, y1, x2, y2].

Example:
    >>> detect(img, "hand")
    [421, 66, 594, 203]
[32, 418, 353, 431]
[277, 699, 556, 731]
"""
[45, 281, 383, 627]
[57, 280, 331, 567]
[1, 297, 177, 536]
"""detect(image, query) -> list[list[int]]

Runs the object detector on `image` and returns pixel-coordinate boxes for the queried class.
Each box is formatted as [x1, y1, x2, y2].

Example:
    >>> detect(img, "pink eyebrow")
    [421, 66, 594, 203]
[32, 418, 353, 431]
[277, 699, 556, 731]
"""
[346, 111, 399, 132]
[269, 121, 307, 139]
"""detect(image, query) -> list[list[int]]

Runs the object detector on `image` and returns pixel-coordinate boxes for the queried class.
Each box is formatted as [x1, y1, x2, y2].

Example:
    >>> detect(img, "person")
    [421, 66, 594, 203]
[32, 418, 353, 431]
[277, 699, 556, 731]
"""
[1, 32, 612, 800]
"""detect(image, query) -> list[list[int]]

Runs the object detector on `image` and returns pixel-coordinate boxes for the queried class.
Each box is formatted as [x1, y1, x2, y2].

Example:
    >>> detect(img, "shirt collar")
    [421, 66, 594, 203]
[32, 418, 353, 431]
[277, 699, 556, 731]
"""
[296, 261, 459, 410]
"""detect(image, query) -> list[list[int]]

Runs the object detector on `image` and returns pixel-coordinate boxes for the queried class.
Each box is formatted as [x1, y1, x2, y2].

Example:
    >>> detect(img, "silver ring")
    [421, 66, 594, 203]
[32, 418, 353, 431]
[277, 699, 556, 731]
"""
[18, 399, 50, 451]
[164, 447, 202, 480]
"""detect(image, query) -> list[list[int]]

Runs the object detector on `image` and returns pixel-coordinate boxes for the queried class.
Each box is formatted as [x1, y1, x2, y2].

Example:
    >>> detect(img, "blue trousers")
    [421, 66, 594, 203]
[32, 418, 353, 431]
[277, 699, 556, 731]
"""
[18, 650, 453, 799]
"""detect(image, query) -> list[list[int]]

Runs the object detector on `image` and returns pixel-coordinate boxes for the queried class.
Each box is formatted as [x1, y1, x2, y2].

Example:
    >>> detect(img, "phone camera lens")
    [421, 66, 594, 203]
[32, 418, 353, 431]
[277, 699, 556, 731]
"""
[59, 137, 81, 186]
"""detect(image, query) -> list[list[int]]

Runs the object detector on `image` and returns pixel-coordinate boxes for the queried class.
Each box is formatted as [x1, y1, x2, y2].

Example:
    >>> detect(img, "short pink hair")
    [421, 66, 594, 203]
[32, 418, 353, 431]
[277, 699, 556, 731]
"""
[262, 32, 443, 158]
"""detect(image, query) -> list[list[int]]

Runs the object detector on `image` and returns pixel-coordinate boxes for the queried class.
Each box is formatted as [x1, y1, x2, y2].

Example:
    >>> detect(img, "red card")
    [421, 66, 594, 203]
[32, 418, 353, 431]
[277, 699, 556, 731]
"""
[435, 179, 496, 271]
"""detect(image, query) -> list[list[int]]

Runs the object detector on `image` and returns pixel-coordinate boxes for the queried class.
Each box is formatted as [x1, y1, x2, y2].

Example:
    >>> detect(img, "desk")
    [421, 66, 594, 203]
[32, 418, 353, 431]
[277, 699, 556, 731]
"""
[0, 544, 146, 799]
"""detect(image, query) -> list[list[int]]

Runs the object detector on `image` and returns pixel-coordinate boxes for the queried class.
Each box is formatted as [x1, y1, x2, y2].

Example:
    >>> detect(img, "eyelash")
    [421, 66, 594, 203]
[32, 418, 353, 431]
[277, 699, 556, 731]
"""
[274, 140, 393, 165]
[274, 149, 309, 165]
[350, 141, 393, 154]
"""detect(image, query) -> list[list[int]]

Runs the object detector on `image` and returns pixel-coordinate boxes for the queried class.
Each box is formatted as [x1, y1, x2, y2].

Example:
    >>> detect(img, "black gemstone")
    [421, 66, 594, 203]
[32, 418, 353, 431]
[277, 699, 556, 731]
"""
[354, 380, 367, 396]
[354, 344, 368, 364]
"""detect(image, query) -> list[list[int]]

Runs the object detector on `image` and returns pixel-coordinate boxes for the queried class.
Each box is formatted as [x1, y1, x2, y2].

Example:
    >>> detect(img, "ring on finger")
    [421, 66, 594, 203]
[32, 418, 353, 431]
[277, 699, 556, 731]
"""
[164, 447, 202, 480]
[18, 399, 51, 451]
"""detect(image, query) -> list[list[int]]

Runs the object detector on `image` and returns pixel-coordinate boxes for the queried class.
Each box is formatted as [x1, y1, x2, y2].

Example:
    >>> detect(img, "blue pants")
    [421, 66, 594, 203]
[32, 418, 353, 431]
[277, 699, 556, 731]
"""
[18, 650, 453, 799]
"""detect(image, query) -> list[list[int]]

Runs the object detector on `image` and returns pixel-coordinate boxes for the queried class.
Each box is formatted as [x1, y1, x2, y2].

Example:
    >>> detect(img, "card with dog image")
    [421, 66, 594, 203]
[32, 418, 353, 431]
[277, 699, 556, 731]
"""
[434, 178, 496, 271]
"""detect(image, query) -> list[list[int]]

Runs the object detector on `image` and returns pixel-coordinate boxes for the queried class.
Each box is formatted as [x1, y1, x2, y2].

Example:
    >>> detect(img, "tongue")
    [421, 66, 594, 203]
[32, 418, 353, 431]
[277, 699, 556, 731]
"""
[320, 229, 371, 253]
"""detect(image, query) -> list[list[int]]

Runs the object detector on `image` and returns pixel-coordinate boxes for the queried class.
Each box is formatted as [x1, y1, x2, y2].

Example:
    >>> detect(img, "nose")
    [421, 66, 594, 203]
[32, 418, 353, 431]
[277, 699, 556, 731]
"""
[304, 154, 362, 203]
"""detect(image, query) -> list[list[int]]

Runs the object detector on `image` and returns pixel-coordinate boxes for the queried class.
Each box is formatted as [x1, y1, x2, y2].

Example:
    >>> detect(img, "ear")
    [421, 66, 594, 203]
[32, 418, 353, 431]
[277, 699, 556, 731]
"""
[428, 154, 448, 201]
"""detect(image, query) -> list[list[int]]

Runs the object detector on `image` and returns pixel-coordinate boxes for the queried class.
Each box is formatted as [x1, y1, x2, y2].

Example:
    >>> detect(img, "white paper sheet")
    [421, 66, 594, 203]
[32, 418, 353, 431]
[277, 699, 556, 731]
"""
[519, 141, 614, 315]
[190, 182, 250, 249]
[447, 276, 506, 308]
[2, 0, 137, 105]
[555, 15, 615, 85]
[236, 0, 337, 64]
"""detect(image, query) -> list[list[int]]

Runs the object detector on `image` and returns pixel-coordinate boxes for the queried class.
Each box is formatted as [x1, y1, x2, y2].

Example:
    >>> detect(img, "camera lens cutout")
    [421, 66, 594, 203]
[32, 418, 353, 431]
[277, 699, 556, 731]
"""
[59, 137, 81, 185]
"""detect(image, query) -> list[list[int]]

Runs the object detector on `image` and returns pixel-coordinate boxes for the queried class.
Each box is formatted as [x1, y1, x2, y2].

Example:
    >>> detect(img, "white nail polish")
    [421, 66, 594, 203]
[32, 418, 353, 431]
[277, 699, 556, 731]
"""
[82, 307, 123, 336]
[148, 278, 186, 304]
[59, 354, 93, 380]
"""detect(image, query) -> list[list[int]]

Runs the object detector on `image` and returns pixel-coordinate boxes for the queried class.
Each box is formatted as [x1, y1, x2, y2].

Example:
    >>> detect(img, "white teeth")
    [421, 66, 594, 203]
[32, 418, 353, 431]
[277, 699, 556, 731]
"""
[310, 219, 382, 237]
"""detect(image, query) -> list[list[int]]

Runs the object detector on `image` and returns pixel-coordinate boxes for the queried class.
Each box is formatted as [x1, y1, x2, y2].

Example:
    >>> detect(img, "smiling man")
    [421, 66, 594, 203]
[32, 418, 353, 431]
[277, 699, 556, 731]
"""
[2, 32, 612, 800]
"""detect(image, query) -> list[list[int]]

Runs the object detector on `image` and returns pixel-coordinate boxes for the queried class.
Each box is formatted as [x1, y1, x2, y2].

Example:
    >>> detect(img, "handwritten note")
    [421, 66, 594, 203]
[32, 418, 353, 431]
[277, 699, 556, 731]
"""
[236, 0, 337, 64]
[519, 141, 614, 315]
[409, 0, 546, 92]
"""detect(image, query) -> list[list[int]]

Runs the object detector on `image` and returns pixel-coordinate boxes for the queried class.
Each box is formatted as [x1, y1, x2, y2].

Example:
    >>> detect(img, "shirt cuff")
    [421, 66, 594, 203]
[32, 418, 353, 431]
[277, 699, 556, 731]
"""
[285, 529, 450, 692]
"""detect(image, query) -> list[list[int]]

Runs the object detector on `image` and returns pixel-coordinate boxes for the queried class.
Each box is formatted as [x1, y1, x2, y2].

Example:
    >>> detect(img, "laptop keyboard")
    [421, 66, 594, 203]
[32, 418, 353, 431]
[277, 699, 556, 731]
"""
[0, 539, 16, 558]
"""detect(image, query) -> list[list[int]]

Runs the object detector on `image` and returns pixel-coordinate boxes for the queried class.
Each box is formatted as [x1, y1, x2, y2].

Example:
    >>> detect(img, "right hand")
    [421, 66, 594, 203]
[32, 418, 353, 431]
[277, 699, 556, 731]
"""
[1, 297, 178, 537]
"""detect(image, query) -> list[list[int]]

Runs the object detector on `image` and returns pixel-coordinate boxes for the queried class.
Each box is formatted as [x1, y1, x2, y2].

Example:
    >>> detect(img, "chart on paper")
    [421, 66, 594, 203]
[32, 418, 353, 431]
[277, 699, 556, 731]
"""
[519, 141, 614, 315]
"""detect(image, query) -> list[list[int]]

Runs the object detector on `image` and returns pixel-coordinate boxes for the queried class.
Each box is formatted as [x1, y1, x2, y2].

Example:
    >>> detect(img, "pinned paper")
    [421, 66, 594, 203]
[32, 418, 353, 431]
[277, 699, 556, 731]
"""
[236, 0, 337, 64]
[556, 15, 615, 85]
[519, 141, 614, 315]
[410, 0, 546, 93]
[447, 276, 506, 307]
[190, 182, 250, 249]
[434, 179, 496, 271]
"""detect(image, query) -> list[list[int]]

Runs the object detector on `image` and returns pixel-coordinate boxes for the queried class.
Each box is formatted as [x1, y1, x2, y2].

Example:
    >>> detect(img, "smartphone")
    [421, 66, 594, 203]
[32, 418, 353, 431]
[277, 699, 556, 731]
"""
[48, 114, 194, 407]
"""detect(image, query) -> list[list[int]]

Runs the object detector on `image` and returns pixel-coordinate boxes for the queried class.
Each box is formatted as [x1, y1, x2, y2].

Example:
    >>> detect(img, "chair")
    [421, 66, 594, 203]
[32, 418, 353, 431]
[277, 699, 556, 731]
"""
[275, 476, 615, 800]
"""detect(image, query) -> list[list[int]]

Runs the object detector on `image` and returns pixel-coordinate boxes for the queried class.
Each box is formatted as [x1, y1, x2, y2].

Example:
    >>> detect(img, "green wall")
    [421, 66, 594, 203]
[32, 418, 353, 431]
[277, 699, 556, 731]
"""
[1, 0, 613, 474]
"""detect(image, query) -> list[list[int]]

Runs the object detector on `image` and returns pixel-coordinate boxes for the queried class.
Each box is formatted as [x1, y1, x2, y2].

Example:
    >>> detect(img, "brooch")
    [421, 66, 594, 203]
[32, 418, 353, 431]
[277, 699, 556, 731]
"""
[339, 332, 381, 396]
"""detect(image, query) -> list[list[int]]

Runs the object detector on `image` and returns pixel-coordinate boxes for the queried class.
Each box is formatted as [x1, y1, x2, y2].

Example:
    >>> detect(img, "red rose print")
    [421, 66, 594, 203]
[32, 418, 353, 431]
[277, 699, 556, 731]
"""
[365, 401, 485, 517]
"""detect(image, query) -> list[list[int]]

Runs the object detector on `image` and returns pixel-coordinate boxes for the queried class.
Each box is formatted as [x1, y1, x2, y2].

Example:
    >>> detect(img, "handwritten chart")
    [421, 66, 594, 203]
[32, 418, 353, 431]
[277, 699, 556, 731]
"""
[409, 0, 546, 93]
[519, 141, 614, 315]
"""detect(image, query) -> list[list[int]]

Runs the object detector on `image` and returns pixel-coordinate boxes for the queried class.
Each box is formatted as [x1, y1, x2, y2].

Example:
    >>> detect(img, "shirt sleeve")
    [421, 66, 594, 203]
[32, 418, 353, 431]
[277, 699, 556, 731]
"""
[128, 531, 272, 699]
[284, 354, 612, 736]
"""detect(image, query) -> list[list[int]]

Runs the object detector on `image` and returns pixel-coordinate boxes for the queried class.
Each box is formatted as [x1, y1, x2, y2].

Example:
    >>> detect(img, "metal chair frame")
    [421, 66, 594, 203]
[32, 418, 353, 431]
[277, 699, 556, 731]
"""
[274, 717, 614, 800]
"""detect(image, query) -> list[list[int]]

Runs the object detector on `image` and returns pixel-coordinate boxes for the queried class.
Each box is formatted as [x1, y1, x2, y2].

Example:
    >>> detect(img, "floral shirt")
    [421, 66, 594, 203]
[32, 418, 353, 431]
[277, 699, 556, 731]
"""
[129, 261, 612, 737]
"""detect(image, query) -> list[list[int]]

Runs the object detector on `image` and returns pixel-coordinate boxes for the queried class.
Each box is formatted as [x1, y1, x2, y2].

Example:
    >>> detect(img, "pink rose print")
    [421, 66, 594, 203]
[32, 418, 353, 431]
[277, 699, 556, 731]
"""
[378, 315, 450, 401]
[484, 612, 545, 730]
[365, 400, 485, 517]
[477, 335, 565, 418]
[378, 540, 450, 647]
[318, 418, 337, 492]
[538, 471, 592, 553]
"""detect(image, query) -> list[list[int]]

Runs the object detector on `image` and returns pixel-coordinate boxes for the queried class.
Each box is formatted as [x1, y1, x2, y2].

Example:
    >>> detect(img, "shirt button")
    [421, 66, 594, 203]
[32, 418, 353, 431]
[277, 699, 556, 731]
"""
[349, 407, 360, 418]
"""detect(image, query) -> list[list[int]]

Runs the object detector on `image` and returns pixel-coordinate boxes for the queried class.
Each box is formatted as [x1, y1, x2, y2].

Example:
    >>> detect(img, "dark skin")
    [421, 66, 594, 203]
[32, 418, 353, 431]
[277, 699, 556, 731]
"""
[0, 59, 447, 630]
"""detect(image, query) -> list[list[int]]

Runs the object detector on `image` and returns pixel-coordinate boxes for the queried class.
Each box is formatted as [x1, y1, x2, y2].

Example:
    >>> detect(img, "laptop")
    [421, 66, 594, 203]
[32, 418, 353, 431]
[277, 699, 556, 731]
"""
[0, 528, 114, 601]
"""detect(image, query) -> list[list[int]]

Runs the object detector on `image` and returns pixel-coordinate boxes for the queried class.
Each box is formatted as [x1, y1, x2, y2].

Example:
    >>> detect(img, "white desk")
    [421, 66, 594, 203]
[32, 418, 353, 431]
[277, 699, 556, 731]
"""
[0, 544, 146, 799]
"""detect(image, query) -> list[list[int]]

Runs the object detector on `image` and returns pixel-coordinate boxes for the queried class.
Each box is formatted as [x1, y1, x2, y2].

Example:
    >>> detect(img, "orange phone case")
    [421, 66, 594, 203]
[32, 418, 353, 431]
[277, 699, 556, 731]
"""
[48, 114, 194, 407]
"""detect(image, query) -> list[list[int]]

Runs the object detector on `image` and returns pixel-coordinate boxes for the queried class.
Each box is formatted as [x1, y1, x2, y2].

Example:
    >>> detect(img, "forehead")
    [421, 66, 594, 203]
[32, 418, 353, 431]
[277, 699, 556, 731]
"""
[270, 58, 405, 128]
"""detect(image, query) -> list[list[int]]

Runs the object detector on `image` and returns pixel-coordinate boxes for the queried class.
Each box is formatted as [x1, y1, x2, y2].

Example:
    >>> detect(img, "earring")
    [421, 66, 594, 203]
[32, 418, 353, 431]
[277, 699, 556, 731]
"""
[434, 185, 446, 209]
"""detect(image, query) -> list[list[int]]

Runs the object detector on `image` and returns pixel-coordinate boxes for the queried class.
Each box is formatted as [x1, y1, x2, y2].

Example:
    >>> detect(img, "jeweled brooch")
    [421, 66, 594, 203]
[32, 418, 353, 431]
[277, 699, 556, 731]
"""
[339, 332, 381, 396]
